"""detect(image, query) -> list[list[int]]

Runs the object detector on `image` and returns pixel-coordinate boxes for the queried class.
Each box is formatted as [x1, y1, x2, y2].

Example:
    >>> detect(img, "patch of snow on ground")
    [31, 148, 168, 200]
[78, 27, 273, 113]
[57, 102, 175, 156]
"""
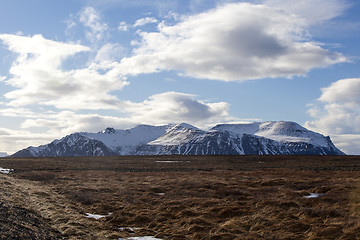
[155, 161, 180, 163]
[85, 213, 112, 219]
[118, 237, 163, 240]
[304, 193, 323, 198]
[0, 167, 13, 174]
[118, 227, 140, 234]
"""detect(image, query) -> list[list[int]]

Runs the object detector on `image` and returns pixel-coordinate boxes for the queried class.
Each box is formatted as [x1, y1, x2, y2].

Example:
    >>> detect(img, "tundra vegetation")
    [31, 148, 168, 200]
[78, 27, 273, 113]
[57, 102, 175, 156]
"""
[0, 155, 360, 239]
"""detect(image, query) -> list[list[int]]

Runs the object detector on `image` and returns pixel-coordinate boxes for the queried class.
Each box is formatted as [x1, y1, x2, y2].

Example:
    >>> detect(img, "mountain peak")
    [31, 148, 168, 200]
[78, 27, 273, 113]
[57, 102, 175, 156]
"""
[101, 127, 116, 134]
[167, 123, 199, 131]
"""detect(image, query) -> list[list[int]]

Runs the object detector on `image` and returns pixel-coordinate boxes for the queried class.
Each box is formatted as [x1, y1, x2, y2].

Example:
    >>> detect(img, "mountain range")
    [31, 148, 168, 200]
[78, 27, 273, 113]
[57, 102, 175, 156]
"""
[11, 121, 344, 157]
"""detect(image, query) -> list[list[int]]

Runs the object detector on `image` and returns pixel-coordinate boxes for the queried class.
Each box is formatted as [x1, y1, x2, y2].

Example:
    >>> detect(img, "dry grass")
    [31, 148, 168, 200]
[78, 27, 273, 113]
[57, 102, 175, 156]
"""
[0, 155, 360, 239]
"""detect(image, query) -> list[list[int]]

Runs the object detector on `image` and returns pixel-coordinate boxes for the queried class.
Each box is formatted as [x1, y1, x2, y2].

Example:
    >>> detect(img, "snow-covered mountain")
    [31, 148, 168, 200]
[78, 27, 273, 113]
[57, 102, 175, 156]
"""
[11, 121, 344, 157]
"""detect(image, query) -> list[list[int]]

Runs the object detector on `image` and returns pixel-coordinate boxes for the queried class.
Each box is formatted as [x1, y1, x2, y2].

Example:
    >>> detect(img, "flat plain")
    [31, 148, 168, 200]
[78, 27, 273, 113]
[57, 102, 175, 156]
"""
[1, 155, 360, 239]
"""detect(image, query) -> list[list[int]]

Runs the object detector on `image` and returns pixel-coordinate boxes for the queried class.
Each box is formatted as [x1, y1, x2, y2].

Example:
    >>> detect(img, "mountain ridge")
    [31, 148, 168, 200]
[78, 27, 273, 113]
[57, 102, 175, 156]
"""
[11, 121, 345, 157]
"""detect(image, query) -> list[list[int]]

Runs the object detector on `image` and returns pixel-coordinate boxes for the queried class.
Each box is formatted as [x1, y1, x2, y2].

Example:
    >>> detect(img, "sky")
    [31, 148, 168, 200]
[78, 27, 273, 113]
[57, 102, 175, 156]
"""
[0, 0, 359, 155]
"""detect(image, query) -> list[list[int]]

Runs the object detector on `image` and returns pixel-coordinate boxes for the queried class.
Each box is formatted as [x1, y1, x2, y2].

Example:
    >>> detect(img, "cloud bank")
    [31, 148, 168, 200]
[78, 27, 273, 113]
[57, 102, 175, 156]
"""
[306, 78, 360, 154]
[133, 17, 158, 27]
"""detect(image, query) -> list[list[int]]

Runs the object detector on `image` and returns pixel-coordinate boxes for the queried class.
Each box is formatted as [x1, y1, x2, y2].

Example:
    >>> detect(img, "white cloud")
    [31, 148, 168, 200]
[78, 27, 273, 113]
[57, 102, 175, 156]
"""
[20, 111, 135, 135]
[17, 92, 235, 135]
[0, 110, 139, 154]
[118, 17, 158, 32]
[118, 21, 129, 31]
[125, 91, 233, 126]
[0, 34, 128, 110]
[0, 152, 8, 157]
[262, 0, 350, 24]
[0, 128, 17, 135]
[65, 14, 77, 35]
[0, 127, 55, 154]
[307, 78, 360, 134]
[318, 78, 360, 105]
[94, 43, 126, 63]
[306, 78, 360, 154]
[118, 2, 347, 81]
[331, 134, 360, 155]
[189, 0, 210, 12]
[0, 107, 37, 118]
[133, 17, 158, 27]
[0, 110, 138, 154]
[79, 6, 109, 43]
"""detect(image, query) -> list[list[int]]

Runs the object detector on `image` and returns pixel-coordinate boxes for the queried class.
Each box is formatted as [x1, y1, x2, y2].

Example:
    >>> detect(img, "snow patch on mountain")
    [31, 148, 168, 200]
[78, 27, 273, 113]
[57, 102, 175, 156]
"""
[81, 125, 168, 154]
[149, 123, 203, 146]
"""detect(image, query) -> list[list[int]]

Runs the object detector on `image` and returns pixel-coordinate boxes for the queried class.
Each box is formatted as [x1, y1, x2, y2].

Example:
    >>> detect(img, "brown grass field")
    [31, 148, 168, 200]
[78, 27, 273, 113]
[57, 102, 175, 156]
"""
[1, 155, 360, 239]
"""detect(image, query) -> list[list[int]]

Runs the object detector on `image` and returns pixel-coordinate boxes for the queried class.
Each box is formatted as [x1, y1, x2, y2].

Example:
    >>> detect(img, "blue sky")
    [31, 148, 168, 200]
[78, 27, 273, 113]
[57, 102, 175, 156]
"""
[0, 0, 359, 155]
